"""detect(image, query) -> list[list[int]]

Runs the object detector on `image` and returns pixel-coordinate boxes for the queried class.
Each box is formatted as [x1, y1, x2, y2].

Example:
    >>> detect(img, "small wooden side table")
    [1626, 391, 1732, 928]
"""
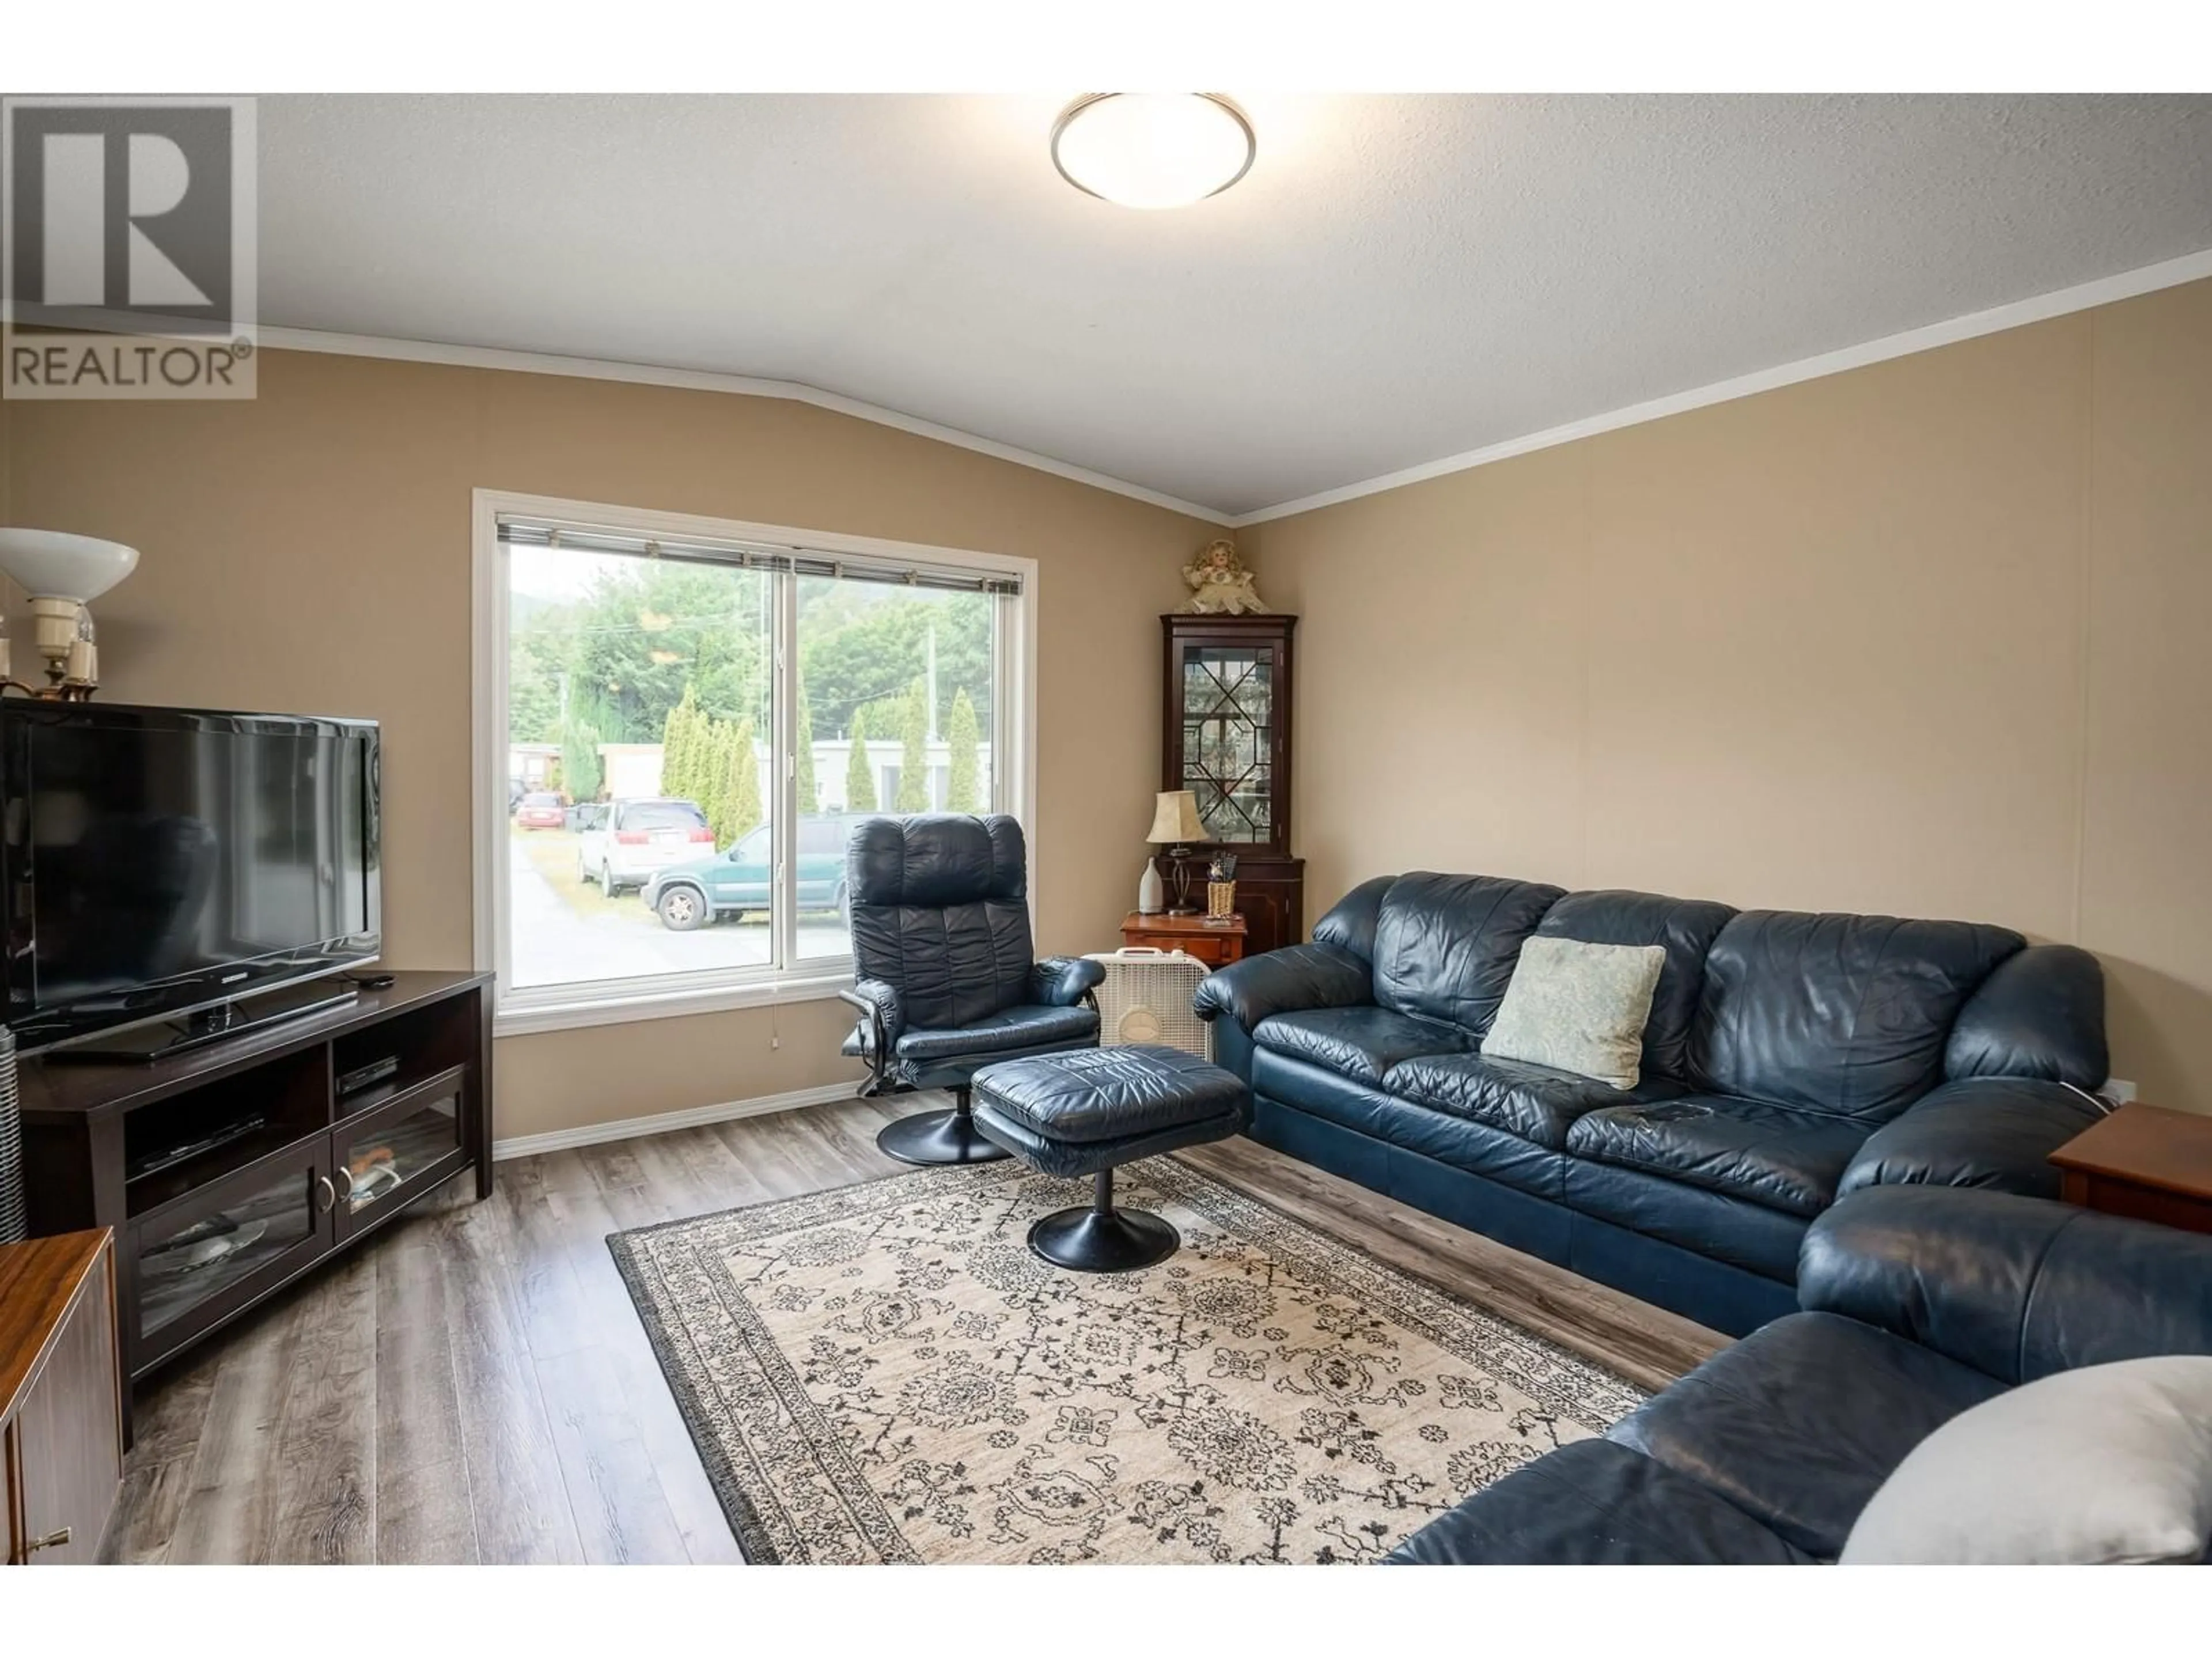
[1121, 911, 1248, 969]
[2048, 1102, 2212, 1234]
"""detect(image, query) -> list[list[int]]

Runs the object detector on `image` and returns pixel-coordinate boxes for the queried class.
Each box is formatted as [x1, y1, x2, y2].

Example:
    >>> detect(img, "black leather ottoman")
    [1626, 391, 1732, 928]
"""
[971, 1045, 1249, 1272]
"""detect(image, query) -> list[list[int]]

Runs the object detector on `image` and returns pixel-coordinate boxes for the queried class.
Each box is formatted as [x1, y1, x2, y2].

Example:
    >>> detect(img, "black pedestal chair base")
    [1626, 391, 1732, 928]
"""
[968, 1045, 1251, 1273]
[876, 1089, 1010, 1166]
[1029, 1169, 1180, 1271]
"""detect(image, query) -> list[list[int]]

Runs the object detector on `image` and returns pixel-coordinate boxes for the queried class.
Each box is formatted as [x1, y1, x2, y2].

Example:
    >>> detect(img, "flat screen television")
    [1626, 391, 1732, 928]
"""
[1, 702, 381, 1055]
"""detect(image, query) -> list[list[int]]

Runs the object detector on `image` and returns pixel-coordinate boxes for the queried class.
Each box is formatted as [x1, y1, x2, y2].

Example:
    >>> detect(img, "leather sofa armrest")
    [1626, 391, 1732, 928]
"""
[1945, 942, 2107, 1087]
[1838, 1075, 2106, 1201]
[1192, 942, 1373, 1033]
[1031, 955, 1105, 1007]
[1310, 875, 1395, 961]
[1798, 1186, 2212, 1385]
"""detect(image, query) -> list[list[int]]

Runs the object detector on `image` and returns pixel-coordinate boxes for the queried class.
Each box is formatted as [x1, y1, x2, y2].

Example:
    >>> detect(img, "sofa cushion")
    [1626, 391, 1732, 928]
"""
[1567, 1093, 1872, 1218]
[1688, 910, 2024, 1121]
[1561, 1158, 1809, 1283]
[1384, 1437, 1812, 1565]
[1251, 1050, 1565, 1198]
[1252, 1005, 1468, 1085]
[1534, 889, 1736, 1083]
[1370, 872, 1564, 1035]
[1611, 1310, 2009, 1559]
[893, 1002, 1100, 1062]
[1385, 1051, 1677, 1152]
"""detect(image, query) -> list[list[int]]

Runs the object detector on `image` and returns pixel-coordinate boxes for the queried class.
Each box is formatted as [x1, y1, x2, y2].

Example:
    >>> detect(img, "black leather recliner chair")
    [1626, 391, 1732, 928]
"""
[839, 814, 1105, 1165]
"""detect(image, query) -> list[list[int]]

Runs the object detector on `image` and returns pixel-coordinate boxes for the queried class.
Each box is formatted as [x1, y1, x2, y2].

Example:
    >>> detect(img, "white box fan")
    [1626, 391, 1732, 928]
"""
[1085, 947, 1214, 1060]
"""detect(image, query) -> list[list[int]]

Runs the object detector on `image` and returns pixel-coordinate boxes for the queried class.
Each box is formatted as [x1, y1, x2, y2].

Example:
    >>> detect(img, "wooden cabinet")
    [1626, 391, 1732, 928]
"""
[18, 972, 494, 1419]
[2, 1230, 123, 1565]
[1160, 613, 1304, 956]
[1122, 911, 1248, 967]
[331, 1066, 470, 1245]
[131, 1132, 335, 1376]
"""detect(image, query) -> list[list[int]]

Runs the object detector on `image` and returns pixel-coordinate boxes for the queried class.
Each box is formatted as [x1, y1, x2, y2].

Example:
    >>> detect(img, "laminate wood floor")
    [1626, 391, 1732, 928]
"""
[102, 1094, 1728, 1564]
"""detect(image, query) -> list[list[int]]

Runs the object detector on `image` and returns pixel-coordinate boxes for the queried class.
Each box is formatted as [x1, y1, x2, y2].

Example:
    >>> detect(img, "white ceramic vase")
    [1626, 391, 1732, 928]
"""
[1137, 857, 1165, 915]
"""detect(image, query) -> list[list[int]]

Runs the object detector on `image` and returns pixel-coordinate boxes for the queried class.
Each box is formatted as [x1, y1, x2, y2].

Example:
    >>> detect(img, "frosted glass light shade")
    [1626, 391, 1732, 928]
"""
[1052, 94, 1255, 210]
[0, 529, 139, 600]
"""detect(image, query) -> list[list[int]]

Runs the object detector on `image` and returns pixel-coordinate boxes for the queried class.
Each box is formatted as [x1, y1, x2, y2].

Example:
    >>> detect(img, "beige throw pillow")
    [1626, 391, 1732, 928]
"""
[1841, 1356, 2212, 1565]
[1480, 936, 1666, 1090]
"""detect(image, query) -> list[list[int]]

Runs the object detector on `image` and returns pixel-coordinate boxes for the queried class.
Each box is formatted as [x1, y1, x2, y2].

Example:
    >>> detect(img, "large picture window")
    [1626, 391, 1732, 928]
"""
[474, 494, 1033, 1031]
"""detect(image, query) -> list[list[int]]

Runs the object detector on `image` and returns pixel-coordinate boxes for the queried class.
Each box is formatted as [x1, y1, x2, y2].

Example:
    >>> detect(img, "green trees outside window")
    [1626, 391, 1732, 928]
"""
[511, 552, 996, 824]
[946, 688, 981, 813]
[895, 680, 931, 813]
[844, 706, 878, 812]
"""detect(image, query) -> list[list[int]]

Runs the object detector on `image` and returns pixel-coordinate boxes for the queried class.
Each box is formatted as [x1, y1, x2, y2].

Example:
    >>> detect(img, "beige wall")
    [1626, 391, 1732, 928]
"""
[1242, 278, 2212, 1113]
[1, 349, 1213, 1138]
[9, 279, 2208, 1130]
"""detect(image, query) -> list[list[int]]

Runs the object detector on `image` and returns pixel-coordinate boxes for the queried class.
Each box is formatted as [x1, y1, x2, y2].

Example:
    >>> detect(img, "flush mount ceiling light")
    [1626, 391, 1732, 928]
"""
[1051, 94, 1255, 210]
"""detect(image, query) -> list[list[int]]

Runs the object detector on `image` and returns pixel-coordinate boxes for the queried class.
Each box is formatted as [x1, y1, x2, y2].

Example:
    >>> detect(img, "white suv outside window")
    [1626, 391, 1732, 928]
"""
[575, 797, 713, 895]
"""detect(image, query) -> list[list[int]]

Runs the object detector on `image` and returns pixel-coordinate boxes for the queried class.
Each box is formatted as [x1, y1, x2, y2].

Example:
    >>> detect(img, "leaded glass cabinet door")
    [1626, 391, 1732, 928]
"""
[1161, 613, 1295, 857]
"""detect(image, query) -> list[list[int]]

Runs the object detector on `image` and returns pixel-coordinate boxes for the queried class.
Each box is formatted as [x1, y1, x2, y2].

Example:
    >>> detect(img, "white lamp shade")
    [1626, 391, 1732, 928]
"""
[0, 528, 139, 601]
[1146, 789, 1207, 844]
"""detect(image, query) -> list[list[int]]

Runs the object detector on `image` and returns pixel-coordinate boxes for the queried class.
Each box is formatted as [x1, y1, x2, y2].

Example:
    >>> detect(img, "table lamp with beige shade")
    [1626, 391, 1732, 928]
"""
[1139, 788, 1207, 916]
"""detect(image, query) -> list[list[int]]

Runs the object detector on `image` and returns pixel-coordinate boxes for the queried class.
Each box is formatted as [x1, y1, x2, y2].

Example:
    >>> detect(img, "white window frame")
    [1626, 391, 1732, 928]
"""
[471, 488, 1040, 1036]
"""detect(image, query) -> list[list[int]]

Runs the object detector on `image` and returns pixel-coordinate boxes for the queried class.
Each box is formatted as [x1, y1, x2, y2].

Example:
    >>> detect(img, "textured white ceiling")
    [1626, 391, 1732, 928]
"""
[258, 94, 2212, 517]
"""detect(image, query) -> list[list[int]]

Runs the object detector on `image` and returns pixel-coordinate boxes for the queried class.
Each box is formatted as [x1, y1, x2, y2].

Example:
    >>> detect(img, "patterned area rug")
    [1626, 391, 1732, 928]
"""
[609, 1157, 1643, 1563]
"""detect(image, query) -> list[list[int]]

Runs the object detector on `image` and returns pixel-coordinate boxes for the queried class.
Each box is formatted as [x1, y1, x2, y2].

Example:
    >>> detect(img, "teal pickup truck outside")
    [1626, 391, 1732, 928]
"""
[639, 812, 867, 930]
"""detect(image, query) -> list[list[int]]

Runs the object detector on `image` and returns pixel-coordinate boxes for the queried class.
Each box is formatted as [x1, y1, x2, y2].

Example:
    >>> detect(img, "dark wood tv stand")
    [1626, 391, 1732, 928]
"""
[16, 971, 494, 1429]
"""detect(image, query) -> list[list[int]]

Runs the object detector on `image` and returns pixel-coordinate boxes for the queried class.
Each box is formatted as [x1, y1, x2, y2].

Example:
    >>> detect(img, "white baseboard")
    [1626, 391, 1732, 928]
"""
[491, 1078, 865, 1161]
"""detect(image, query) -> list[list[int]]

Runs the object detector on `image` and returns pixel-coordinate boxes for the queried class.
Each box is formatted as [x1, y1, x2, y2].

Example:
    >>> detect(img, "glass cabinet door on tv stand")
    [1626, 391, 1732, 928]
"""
[1160, 612, 1304, 956]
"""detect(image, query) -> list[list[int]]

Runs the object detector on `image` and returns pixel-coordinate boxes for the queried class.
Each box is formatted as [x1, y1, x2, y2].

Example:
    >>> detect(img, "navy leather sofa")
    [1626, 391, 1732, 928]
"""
[1387, 1185, 2212, 1563]
[1192, 873, 2108, 1335]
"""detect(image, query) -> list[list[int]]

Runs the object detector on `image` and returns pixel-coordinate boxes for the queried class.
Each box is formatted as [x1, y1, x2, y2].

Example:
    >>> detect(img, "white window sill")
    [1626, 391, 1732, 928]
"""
[494, 968, 856, 1038]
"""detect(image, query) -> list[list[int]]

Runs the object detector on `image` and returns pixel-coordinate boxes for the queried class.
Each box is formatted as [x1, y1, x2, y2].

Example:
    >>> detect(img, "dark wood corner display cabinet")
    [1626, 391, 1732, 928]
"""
[1161, 613, 1304, 956]
[16, 971, 493, 1426]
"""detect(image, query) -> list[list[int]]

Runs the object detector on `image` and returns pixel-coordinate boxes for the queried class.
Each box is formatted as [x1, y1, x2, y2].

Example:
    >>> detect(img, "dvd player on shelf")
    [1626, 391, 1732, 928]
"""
[337, 1054, 400, 1098]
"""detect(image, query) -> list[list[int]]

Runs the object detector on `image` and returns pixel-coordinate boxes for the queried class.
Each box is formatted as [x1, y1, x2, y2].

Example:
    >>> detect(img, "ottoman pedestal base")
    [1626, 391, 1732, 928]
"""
[1028, 1169, 1180, 1272]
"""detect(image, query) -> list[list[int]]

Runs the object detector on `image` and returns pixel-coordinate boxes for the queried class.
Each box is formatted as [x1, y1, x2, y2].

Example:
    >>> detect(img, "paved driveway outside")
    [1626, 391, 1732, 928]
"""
[507, 829, 851, 988]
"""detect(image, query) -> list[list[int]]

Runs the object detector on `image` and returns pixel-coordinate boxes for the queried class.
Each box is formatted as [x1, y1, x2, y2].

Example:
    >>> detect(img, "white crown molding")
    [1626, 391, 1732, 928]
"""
[490, 1078, 863, 1161]
[43, 243, 2210, 533]
[252, 323, 1236, 525]
[1229, 245, 2212, 527]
